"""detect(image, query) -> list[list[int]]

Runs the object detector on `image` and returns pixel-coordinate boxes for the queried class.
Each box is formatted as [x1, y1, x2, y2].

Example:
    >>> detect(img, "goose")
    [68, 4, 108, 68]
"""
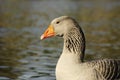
[40, 16, 120, 80]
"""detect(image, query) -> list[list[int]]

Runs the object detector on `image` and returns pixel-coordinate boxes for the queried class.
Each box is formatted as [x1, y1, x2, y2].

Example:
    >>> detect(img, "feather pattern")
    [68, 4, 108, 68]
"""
[64, 22, 120, 80]
[87, 59, 120, 80]
[64, 25, 85, 62]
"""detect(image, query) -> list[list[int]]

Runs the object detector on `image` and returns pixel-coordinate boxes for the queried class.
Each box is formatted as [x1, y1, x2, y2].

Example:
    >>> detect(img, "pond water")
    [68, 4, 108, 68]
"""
[0, 0, 120, 80]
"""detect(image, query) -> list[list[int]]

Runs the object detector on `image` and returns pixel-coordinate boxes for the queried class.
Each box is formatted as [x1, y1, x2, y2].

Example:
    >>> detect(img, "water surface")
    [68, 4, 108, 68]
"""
[0, 0, 120, 80]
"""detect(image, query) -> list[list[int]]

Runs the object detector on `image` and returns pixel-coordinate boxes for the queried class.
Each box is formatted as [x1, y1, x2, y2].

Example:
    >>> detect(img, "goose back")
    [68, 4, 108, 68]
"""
[87, 59, 120, 80]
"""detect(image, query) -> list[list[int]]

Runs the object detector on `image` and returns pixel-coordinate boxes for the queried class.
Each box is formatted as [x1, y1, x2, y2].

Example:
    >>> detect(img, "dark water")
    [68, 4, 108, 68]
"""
[0, 0, 120, 80]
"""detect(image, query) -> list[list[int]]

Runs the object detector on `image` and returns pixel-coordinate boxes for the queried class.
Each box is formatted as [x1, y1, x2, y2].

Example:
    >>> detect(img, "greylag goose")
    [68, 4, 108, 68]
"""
[40, 16, 120, 80]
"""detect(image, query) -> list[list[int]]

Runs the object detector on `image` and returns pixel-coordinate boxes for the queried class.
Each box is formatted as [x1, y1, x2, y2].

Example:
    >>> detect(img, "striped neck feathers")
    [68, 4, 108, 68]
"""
[63, 26, 85, 62]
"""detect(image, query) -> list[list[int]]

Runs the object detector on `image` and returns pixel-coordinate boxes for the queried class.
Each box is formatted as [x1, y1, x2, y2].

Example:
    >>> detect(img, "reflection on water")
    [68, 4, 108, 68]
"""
[0, 0, 120, 80]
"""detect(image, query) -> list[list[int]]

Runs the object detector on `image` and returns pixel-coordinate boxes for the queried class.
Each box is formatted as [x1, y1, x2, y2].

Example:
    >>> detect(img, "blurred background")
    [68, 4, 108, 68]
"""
[0, 0, 120, 80]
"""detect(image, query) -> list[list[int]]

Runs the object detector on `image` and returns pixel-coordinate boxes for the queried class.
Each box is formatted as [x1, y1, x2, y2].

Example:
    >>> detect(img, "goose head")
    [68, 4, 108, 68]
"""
[40, 16, 78, 40]
[41, 16, 85, 61]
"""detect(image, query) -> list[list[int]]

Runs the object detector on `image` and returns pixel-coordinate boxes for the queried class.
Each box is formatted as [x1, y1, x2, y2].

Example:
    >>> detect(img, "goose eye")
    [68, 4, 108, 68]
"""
[56, 21, 60, 24]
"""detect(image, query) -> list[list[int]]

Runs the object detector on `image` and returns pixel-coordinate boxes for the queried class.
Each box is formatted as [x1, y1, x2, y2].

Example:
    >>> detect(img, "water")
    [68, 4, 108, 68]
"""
[0, 0, 120, 80]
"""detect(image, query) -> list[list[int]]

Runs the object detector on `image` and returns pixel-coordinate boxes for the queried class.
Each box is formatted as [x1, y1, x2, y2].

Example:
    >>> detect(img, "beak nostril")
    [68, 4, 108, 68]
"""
[45, 30, 49, 34]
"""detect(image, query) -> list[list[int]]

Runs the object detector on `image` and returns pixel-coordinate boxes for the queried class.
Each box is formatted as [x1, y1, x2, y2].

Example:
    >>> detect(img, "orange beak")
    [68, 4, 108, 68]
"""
[40, 25, 55, 40]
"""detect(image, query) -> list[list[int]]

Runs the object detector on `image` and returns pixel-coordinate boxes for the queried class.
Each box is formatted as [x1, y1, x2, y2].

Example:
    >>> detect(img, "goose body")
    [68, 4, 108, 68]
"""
[41, 16, 120, 80]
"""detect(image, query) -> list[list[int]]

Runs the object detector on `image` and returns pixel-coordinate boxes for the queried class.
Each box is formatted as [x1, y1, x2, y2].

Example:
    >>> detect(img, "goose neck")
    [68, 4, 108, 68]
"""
[63, 27, 85, 62]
